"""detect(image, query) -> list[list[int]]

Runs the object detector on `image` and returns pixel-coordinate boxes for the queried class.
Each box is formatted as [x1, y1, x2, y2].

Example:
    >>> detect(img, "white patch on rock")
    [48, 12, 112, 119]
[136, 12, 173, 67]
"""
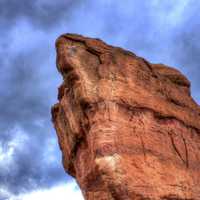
[95, 153, 120, 171]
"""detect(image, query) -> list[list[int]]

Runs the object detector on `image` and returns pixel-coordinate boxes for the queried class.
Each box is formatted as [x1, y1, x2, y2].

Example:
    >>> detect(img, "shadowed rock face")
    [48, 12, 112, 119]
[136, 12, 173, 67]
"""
[51, 33, 200, 200]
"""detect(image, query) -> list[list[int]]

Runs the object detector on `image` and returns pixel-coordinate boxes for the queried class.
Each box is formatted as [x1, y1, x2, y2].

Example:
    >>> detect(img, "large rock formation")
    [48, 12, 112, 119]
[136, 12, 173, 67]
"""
[51, 34, 200, 200]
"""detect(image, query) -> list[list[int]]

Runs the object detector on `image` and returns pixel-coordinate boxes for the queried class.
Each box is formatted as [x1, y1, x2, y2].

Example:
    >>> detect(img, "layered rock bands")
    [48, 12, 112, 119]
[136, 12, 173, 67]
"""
[51, 34, 200, 200]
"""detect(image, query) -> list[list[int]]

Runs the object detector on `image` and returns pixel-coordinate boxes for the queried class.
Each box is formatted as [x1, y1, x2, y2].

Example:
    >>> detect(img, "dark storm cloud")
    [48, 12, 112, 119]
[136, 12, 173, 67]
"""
[0, 39, 66, 195]
[0, 48, 49, 132]
[0, 0, 81, 30]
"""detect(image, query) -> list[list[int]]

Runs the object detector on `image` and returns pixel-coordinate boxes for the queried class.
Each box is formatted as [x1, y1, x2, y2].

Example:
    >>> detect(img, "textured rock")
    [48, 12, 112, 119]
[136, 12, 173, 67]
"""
[51, 33, 200, 200]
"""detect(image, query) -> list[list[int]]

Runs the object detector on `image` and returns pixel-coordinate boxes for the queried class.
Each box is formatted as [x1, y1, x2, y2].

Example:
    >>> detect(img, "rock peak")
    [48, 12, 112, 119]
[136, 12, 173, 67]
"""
[52, 33, 200, 199]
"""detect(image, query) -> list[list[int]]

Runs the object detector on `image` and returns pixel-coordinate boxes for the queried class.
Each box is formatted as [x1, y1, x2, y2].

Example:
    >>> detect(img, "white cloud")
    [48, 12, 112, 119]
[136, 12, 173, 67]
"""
[0, 126, 28, 170]
[10, 181, 84, 200]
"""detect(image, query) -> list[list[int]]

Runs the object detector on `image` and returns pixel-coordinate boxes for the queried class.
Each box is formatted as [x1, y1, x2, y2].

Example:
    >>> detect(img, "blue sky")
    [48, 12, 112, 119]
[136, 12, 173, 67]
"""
[0, 0, 199, 199]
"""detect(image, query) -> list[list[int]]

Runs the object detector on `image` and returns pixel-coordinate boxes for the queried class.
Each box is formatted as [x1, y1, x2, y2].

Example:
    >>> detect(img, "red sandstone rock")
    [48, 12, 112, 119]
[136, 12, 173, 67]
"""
[51, 33, 200, 200]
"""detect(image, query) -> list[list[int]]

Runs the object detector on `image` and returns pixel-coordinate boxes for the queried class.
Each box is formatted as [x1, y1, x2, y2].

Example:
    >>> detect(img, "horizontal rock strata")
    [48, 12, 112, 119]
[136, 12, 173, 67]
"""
[52, 33, 200, 200]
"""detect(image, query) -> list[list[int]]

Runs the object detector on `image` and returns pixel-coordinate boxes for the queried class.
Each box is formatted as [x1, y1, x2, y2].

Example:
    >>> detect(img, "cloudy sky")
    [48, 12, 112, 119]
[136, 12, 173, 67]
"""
[0, 0, 199, 199]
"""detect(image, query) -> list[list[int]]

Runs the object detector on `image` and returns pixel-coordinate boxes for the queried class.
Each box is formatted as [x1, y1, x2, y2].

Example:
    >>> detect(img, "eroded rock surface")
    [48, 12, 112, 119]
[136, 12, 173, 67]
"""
[51, 33, 200, 200]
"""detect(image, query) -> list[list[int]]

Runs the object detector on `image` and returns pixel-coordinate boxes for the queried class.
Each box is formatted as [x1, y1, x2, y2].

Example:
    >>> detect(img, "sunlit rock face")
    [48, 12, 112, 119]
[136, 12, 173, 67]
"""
[51, 34, 200, 200]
